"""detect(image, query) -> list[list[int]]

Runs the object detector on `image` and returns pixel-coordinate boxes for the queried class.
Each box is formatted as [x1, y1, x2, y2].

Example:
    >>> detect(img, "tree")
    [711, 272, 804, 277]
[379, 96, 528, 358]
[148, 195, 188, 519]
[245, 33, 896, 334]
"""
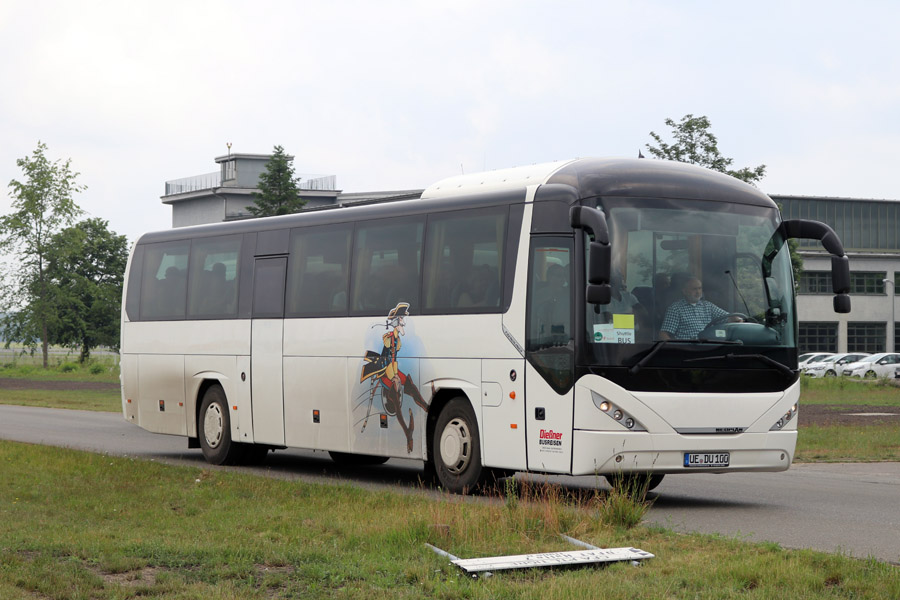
[44, 218, 129, 362]
[0, 142, 84, 367]
[646, 114, 766, 185]
[247, 145, 306, 217]
[646, 114, 802, 282]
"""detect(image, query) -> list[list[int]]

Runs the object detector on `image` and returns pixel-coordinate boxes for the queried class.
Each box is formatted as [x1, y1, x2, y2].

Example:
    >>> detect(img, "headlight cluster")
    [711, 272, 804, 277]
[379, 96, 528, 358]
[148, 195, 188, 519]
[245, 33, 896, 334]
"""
[770, 403, 798, 431]
[591, 392, 646, 431]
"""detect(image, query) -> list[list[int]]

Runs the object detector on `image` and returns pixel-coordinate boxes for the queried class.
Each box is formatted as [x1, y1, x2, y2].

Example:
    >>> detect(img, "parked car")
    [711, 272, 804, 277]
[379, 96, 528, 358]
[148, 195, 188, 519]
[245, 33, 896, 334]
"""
[803, 353, 870, 377]
[798, 352, 834, 368]
[842, 353, 900, 378]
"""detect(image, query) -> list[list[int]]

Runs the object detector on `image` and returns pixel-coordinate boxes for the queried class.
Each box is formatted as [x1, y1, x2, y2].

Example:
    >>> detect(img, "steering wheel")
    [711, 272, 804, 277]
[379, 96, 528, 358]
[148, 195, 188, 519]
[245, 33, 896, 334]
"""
[706, 312, 752, 328]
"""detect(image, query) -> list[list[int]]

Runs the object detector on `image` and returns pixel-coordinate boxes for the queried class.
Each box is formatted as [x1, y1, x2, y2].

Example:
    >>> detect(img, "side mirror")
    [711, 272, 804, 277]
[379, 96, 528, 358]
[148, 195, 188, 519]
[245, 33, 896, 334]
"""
[586, 284, 611, 305]
[570, 205, 612, 304]
[831, 255, 850, 294]
[588, 242, 611, 285]
[833, 293, 851, 313]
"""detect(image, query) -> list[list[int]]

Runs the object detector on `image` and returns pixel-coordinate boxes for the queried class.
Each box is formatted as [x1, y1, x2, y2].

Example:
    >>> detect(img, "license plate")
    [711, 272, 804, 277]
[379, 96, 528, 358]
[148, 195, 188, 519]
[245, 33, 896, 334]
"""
[684, 452, 730, 468]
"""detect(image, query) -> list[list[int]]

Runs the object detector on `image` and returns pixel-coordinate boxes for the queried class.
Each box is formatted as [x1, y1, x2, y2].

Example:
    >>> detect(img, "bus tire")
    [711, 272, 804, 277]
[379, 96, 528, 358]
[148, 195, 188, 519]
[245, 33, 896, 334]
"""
[198, 385, 243, 465]
[328, 451, 389, 466]
[432, 397, 485, 494]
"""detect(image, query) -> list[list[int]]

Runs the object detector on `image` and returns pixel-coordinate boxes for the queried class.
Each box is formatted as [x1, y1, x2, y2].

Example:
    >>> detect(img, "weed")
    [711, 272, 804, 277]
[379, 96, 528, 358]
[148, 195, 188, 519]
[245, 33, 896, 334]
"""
[595, 474, 655, 529]
[503, 475, 518, 511]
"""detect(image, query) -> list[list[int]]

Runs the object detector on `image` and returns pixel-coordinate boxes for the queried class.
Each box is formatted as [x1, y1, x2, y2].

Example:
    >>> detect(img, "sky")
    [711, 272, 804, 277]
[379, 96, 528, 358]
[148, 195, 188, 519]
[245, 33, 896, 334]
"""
[1, 1, 899, 243]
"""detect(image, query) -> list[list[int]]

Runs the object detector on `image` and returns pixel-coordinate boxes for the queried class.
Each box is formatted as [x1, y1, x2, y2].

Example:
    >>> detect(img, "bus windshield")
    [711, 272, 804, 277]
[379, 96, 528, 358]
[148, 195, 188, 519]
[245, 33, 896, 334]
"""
[584, 196, 796, 364]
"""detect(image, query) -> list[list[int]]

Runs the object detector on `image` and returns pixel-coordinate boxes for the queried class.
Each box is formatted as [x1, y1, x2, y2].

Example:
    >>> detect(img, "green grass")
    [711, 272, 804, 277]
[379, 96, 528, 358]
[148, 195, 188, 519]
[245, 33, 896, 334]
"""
[800, 376, 900, 407]
[795, 423, 900, 462]
[0, 388, 121, 412]
[0, 354, 120, 384]
[1, 442, 897, 599]
[795, 377, 900, 462]
[0, 356, 120, 412]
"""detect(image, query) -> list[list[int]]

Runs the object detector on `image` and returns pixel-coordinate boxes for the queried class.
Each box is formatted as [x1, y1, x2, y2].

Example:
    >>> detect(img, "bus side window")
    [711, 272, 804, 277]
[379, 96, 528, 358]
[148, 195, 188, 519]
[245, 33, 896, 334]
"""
[140, 241, 190, 320]
[350, 217, 423, 315]
[187, 235, 242, 319]
[286, 224, 352, 316]
[422, 207, 507, 313]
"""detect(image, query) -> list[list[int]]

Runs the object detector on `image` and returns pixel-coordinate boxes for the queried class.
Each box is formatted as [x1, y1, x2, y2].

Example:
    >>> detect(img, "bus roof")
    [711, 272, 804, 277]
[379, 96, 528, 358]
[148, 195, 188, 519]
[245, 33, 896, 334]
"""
[424, 157, 775, 208]
[421, 159, 580, 198]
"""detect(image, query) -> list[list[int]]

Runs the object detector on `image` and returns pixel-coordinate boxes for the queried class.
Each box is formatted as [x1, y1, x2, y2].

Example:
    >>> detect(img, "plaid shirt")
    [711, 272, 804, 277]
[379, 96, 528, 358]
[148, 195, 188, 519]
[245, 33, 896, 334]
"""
[660, 299, 729, 339]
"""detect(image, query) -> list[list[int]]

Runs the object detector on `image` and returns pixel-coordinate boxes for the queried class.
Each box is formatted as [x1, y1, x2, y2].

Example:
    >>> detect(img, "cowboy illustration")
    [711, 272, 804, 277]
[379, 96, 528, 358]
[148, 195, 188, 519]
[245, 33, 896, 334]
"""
[359, 302, 429, 452]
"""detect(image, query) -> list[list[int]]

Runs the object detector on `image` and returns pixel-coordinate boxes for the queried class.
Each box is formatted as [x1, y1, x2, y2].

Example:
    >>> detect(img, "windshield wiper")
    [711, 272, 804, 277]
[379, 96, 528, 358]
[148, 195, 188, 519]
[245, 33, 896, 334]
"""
[628, 338, 743, 375]
[683, 353, 795, 377]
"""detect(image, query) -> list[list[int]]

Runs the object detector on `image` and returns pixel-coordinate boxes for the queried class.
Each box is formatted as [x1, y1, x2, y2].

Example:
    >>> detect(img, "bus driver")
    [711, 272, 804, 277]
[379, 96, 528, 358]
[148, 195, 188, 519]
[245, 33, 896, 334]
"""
[659, 276, 740, 340]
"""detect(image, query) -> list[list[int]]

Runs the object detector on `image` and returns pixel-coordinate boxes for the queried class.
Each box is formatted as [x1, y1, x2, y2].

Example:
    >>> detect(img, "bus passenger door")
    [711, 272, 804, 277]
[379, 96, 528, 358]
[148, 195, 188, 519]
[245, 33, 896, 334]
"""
[250, 257, 287, 446]
[524, 237, 575, 474]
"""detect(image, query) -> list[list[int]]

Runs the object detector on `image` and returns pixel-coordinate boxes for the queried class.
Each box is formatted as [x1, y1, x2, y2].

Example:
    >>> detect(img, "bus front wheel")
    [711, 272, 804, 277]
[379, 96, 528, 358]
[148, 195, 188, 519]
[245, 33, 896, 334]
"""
[198, 385, 243, 465]
[432, 397, 486, 494]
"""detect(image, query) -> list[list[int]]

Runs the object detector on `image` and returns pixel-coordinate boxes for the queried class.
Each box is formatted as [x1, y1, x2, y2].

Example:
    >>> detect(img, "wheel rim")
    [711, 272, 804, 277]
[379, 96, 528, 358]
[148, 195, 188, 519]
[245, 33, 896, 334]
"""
[866, 370, 876, 379]
[439, 417, 471, 475]
[204, 402, 224, 449]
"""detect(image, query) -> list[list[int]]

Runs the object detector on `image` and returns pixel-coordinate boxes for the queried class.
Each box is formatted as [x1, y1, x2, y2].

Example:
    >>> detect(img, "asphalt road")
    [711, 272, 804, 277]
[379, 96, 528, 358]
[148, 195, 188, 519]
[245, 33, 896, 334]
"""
[1, 404, 898, 564]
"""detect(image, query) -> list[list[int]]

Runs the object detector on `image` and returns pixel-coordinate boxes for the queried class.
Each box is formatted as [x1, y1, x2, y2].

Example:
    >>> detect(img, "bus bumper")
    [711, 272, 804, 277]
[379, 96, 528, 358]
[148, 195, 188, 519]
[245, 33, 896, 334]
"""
[571, 430, 797, 476]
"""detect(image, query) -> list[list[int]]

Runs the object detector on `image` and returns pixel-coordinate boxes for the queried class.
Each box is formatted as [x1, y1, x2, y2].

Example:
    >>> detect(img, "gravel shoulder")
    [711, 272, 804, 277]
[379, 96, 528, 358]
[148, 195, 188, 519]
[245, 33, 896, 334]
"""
[799, 403, 900, 426]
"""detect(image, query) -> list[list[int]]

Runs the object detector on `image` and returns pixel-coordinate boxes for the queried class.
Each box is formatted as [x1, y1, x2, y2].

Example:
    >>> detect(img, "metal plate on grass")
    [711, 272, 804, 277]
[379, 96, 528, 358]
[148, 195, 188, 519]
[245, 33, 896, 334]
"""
[452, 547, 654, 573]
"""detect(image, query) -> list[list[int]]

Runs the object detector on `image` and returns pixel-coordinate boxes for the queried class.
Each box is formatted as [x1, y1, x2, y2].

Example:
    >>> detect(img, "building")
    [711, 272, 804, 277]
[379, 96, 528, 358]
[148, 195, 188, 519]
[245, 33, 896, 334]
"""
[776, 195, 900, 354]
[161, 153, 420, 228]
[161, 155, 899, 353]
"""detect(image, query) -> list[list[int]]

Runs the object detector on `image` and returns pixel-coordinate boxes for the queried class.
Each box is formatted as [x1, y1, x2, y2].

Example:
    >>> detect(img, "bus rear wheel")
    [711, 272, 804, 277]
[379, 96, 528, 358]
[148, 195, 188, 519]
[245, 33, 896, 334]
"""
[198, 385, 243, 465]
[432, 397, 486, 494]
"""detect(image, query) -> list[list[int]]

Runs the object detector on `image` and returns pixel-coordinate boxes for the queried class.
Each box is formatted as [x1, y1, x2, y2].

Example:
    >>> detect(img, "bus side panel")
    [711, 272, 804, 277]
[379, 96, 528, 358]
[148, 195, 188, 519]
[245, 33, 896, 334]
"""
[480, 358, 527, 470]
[137, 354, 186, 435]
[283, 356, 351, 453]
[121, 353, 139, 423]
[235, 355, 253, 443]
[349, 356, 426, 457]
[124, 321, 250, 355]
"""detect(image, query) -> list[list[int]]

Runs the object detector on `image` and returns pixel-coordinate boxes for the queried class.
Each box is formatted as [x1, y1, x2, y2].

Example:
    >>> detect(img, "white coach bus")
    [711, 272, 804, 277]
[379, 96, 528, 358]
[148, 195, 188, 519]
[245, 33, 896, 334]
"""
[121, 158, 851, 493]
